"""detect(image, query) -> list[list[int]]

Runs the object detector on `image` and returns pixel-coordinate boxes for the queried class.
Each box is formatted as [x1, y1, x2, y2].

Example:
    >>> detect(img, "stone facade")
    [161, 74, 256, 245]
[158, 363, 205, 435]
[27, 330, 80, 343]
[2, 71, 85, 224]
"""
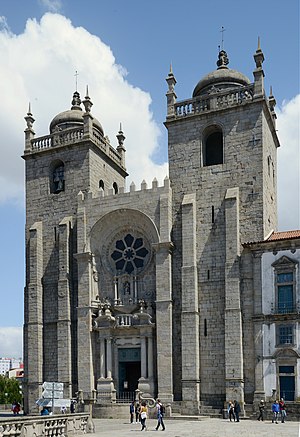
[23, 44, 299, 416]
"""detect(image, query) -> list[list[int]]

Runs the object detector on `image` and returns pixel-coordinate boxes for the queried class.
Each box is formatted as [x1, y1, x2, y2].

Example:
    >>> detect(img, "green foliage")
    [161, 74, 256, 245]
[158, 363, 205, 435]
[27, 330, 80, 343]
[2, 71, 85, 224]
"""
[0, 375, 22, 404]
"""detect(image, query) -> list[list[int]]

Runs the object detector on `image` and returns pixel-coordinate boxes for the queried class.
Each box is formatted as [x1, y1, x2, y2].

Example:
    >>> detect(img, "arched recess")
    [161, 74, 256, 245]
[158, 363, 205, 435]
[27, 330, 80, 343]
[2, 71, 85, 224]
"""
[90, 209, 160, 276]
[203, 124, 223, 166]
[49, 159, 65, 193]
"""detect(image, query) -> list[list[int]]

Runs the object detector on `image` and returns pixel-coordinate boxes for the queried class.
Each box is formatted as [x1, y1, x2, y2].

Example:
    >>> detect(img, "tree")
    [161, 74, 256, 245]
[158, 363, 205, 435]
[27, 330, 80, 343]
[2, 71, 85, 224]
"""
[0, 375, 22, 404]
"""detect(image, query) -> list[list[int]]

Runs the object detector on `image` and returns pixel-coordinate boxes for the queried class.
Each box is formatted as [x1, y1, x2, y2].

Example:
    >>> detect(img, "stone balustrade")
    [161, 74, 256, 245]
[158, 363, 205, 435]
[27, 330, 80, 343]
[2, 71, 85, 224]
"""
[0, 413, 90, 437]
[174, 84, 254, 118]
[27, 126, 124, 169]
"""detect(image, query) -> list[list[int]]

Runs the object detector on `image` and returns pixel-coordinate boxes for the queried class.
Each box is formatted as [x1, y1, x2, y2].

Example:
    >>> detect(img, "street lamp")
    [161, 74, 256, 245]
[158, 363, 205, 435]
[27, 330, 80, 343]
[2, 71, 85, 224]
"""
[4, 393, 8, 410]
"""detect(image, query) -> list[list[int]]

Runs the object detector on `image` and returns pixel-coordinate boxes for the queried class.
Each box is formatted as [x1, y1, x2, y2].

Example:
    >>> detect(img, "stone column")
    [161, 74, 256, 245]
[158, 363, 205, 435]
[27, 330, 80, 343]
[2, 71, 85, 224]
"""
[181, 194, 200, 415]
[74, 251, 94, 402]
[99, 336, 105, 379]
[155, 184, 174, 403]
[147, 335, 154, 379]
[57, 217, 73, 398]
[106, 337, 112, 379]
[24, 221, 43, 414]
[141, 336, 147, 378]
[224, 188, 244, 409]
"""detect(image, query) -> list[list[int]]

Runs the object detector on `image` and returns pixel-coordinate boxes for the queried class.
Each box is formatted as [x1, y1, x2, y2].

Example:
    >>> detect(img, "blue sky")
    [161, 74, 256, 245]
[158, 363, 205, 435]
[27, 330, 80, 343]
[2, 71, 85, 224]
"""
[0, 0, 299, 357]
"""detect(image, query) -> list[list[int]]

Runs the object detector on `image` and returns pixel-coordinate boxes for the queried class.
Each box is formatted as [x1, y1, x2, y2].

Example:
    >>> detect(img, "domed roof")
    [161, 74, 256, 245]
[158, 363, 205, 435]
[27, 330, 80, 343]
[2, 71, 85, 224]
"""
[49, 91, 104, 135]
[192, 50, 251, 98]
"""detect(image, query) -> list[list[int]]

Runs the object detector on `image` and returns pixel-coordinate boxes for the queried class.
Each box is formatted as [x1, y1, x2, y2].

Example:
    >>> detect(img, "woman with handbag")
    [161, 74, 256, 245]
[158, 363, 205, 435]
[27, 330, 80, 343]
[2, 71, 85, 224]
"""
[140, 401, 148, 431]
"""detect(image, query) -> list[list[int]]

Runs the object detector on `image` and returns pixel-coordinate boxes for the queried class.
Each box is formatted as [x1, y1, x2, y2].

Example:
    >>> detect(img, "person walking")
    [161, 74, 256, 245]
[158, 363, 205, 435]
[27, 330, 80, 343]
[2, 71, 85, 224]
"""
[135, 402, 141, 423]
[234, 400, 241, 422]
[130, 400, 135, 423]
[279, 398, 286, 423]
[228, 400, 235, 422]
[272, 400, 280, 423]
[155, 399, 165, 431]
[257, 400, 265, 421]
[140, 401, 148, 431]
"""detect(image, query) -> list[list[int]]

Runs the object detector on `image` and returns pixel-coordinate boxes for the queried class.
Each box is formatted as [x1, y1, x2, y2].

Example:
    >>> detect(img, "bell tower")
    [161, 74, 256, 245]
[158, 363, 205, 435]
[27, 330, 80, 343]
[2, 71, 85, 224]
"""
[165, 42, 280, 412]
[23, 89, 128, 413]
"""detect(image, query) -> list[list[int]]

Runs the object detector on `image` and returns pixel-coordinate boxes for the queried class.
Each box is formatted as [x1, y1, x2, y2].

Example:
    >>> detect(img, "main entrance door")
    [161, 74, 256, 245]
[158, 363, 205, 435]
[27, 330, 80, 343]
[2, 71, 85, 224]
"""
[118, 348, 141, 401]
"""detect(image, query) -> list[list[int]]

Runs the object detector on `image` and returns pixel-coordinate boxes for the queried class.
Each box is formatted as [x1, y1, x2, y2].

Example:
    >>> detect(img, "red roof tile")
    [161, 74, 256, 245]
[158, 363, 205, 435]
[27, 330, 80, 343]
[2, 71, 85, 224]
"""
[268, 230, 300, 241]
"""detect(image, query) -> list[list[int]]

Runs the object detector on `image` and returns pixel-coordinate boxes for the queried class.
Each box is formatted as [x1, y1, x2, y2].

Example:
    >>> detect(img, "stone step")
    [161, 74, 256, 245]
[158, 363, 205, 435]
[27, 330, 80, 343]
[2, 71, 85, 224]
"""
[170, 414, 210, 421]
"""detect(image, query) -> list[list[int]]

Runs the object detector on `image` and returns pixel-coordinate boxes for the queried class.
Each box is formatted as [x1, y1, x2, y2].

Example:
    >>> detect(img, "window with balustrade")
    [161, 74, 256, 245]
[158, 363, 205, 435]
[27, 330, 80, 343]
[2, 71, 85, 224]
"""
[50, 160, 65, 194]
[203, 125, 223, 166]
[272, 256, 297, 314]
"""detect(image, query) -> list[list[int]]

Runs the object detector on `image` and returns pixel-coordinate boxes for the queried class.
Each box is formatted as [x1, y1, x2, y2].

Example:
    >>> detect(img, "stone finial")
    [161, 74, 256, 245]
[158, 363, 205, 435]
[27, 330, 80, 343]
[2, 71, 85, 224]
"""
[116, 123, 126, 148]
[141, 180, 147, 190]
[24, 102, 35, 130]
[166, 63, 177, 118]
[217, 50, 229, 69]
[254, 36, 265, 68]
[82, 85, 93, 113]
[253, 37, 265, 98]
[71, 90, 82, 110]
[268, 86, 277, 122]
[130, 181, 136, 192]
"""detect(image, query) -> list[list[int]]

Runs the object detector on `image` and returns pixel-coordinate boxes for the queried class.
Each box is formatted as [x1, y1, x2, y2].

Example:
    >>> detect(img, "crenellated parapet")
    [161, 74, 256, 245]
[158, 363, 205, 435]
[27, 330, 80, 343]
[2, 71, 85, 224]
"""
[77, 175, 170, 203]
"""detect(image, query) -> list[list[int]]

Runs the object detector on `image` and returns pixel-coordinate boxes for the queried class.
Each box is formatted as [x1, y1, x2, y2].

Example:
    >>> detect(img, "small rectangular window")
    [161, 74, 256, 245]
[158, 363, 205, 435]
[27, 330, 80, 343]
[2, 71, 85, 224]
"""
[279, 366, 294, 374]
[278, 325, 293, 345]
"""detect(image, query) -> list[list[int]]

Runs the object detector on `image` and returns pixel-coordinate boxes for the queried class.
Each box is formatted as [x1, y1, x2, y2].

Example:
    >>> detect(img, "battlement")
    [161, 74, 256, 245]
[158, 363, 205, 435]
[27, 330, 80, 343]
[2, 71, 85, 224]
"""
[77, 176, 170, 203]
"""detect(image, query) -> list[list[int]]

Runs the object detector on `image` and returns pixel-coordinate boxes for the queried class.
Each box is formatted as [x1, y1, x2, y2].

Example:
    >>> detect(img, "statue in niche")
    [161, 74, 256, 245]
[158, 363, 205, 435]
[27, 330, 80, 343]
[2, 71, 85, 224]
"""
[123, 281, 130, 295]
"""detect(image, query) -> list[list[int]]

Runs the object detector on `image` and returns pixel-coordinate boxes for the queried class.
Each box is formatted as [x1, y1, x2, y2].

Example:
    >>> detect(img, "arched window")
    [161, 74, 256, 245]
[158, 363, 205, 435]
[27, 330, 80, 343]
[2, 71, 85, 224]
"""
[99, 179, 104, 190]
[203, 126, 223, 166]
[113, 182, 118, 194]
[50, 160, 65, 194]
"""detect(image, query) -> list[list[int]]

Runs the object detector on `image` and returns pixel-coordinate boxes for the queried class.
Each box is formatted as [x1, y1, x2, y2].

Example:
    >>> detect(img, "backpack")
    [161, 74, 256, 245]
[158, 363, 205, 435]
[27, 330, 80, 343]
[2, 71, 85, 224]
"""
[160, 403, 165, 415]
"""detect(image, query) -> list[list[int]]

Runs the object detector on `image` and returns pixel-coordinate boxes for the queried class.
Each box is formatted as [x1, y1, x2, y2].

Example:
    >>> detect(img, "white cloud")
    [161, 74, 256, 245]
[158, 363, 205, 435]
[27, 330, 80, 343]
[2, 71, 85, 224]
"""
[277, 94, 300, 231]
[0, 13, 167, 206]
[38, 0, 62, 13]
[0, 327, 23, 358]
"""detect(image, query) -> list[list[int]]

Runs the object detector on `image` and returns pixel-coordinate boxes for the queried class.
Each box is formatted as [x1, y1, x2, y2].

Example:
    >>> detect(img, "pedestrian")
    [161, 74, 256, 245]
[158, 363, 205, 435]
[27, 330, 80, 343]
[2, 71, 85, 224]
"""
[135, 402, 140, 423]
[60, 405, 67, 414]
[272, 400, 280, 424]
[234, 400, 241, 422]
[41, 407, 49, 416]
[70, 400, 76, 413]
[257, 399, 265, 421]
[140, 401, 148, 431]
[228, 400, 235, 422]
[12, 402, 21, 415]
[155, 399, 165, 431]
[130, 400, 135, 423]
[279, 398, 286, 423]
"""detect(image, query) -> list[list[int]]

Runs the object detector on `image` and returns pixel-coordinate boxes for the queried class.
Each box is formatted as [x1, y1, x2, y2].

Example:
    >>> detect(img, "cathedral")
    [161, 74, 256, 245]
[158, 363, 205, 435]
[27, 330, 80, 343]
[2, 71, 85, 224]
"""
[23, 41, 300, 416]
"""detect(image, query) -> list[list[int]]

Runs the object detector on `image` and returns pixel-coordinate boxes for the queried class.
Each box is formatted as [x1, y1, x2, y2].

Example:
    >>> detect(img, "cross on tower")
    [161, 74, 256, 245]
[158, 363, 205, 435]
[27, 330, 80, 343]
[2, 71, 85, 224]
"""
[74, 70, 79, 91]
[220, 26, 226, 50]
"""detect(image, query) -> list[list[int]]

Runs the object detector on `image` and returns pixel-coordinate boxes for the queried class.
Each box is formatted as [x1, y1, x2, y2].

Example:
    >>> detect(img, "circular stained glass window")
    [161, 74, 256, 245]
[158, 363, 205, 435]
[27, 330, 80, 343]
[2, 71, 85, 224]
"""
[110, 233, 149, 274]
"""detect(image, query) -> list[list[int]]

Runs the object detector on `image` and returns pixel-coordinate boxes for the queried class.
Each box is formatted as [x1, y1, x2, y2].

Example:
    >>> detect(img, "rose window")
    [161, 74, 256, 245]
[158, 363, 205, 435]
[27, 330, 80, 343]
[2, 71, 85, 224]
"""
[111, 233, 149, 274]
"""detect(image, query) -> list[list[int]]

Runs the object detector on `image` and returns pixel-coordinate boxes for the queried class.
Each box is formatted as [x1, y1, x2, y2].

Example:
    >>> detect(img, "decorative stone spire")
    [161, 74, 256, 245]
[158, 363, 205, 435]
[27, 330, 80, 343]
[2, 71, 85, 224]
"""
[268, 86, 277, 124]
[24, 103, 35, 151]
[116, 123, 126, 167]
[71, 90, 82, 110]
[166, 63, 177, 119]
[82, 85, 93, 113]
[216, 50, 229, 69]
[253, 37, 265, 98]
